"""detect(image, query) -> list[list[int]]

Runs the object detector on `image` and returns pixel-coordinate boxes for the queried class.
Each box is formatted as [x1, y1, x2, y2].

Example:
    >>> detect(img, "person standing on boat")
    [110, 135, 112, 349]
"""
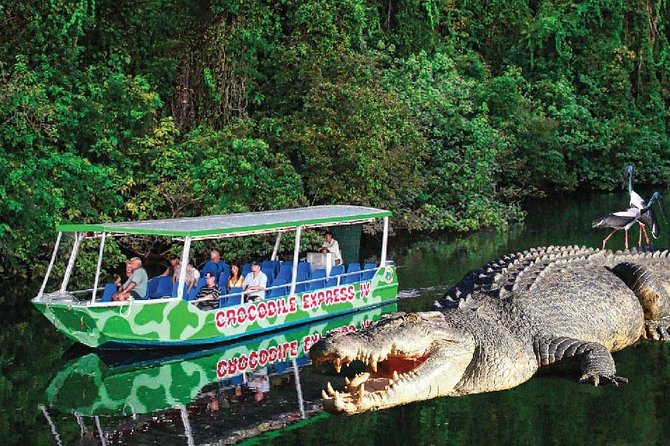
[161, 255, 181, 283]
[201, 249, 226, 280]
[318, 231, 343, 265]
[193, 273, 221, 310]
[113, 257, 148, 301]
[242, 261, 267, 302]
[227, 263, 244, 292]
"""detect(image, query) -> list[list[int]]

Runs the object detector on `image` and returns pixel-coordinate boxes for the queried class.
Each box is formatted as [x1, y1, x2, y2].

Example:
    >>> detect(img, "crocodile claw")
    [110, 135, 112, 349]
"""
[579, 374, 628, 387]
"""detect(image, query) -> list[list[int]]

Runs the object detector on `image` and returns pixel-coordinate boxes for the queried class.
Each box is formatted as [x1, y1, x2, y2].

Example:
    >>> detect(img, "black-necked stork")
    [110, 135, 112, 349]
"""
[592, 191, 662, 249]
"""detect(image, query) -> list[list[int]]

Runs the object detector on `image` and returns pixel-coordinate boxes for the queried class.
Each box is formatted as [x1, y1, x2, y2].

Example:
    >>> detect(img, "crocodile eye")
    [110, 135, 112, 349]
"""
[406, 314, 418, 322]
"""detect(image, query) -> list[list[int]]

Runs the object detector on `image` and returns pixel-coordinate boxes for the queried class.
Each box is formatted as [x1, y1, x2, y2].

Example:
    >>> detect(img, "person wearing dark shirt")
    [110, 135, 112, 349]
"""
[193, 273, 221, 310]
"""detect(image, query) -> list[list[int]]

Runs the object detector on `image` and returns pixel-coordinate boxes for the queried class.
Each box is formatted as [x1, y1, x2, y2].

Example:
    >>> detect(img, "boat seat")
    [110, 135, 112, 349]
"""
[343, 263, 361, 284]
[326, 265, 345, 287]
[146, 276, 160, 297]
[149, 276, 172, 298]
[186, 278, 207, 301]
[262, 268, 274, 287]
[308, 269, 326, 290]
[362, 263, 377, 280]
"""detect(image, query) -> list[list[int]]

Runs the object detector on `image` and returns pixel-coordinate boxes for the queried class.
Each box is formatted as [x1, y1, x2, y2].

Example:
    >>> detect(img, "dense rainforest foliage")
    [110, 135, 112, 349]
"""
[2, 0, 670, 277]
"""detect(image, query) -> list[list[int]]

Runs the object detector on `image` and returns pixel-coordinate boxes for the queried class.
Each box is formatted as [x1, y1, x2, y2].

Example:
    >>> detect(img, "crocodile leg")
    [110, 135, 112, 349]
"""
[535, 337, 628, 386]
[645, 318, 670, 340]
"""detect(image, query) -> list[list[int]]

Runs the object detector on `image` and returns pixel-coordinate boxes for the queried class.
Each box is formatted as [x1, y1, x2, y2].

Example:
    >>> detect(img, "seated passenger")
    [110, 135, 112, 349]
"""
[242, 261, 267, 302]
[227, 263, 244, 292]
[201, 249, 225, 280]
[318, 231, 343, 265]
[113, 257, 148, 301]
[193, 273, 221, 310]
[161, 255, 181, 283]
[184, 259, 200, 293]
[114, 262, 132, 289]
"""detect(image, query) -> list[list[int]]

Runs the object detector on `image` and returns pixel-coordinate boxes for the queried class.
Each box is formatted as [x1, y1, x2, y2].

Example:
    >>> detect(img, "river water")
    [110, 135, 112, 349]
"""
[2, 192, 670, 445]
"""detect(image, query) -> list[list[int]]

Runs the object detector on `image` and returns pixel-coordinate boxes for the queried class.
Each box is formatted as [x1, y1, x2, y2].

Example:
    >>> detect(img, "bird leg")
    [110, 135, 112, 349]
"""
[641, 224, 651, 245]
[639, 225, 643, 246]
[602, 228, 620, 249]
[625, 229, 629, 250]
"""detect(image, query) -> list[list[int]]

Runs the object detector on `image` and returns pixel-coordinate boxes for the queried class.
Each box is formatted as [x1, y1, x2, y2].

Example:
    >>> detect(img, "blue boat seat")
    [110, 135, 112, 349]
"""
[308, 269, 326, 290]
[297, 262, 311, 276]
[100, 283, 117, 302]
[149, 276, 173, 298]
[242, 263, 251, 277]
[295, 270, 309, 293]
[186, 278, 207, 301]
[277, 264, 293, 282]
[326, 265, 345, 287]
[362, 263, 377, 280]
[220, 291, 243, 307]
[171, 282, 187, 298]
[273, 361, 289, 373]
[343, 263, 361, 284]
[267, 278, 288, 299]
[146, 276, 160, 297]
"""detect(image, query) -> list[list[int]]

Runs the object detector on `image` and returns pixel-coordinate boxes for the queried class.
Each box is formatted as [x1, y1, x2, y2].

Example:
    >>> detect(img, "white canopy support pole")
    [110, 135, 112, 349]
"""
[90, 232, 107, 302]
[38, 231, 62, 298]
[60, 232, 84, 293]
[291, 358, 306, 419]
[289, 226, 302, 295]
[39, 405, 63, 446]
[270, 232, 283, 261]
[380, 216, 389, 266]
[177, 236, 192, 300]
[180, 405, 195, 446]
[94, 416, 108, 446]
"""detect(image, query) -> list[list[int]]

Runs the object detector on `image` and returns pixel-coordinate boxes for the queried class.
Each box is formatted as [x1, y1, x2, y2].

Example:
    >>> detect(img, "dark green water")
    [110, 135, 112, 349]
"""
[2, 192, 670, 445]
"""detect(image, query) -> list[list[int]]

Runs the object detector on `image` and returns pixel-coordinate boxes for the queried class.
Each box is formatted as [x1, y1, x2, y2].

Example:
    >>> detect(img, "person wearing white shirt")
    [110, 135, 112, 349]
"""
[242, 261, 267, 301]
[319, 231, 342, 265]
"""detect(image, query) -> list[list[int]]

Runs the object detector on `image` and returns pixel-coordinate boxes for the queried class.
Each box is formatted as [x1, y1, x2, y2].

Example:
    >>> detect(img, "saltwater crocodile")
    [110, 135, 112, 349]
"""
[310, 245, 670, 414]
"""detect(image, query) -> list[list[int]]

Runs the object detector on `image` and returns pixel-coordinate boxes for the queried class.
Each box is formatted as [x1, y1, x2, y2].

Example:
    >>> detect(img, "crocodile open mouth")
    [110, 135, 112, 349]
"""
[312, 349, 431, 406]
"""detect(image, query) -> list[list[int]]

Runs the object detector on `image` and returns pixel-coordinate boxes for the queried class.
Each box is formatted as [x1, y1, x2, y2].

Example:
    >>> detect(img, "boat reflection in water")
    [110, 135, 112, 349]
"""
[41, 303, 397, 445]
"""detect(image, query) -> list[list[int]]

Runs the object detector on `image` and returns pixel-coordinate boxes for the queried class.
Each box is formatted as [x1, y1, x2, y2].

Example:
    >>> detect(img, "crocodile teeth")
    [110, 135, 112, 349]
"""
[333, 358, 342, 373]
[349, 372, 370, 388]
[370, 360, 378, 372]
[344, 377, 351, 385]
[326, 382, 335, 396]
[357, 383, 365, 399]
[321, 389, 331, 399]
[392, 370, 399, 381]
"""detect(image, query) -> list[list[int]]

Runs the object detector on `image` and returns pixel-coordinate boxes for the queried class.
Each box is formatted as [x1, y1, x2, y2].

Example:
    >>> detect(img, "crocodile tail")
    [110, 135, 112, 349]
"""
[611, 262, 670, 320]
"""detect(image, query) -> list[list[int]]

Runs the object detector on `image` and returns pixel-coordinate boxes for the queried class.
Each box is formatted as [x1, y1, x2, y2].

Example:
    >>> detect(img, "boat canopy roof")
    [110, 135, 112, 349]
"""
[57, 205, 391, 238]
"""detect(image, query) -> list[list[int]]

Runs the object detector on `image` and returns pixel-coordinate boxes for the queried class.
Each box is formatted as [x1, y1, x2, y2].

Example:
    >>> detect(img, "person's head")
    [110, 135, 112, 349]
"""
[124, 262, 133, 277]
[129, 257, 142, 270]
[231, 263, 240, 277]
[210, 249, 221, 263]
[324, 231, 333, 243]
[254, 388, 264, 402]
[169, 255, 180, 266]
[251, 261, 261, 273]
[205, 272, 216, 287]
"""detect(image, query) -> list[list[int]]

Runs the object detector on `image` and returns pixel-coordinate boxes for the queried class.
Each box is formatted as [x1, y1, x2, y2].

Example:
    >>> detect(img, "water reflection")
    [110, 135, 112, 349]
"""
[42, 304, 396, 445]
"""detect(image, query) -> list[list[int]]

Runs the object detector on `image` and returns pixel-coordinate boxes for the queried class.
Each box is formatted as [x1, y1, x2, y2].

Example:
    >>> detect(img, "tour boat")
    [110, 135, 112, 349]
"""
[32, 206, 398, 348]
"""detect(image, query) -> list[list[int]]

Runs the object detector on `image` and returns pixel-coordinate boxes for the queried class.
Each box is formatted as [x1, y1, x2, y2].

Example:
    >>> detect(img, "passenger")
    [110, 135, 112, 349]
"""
[227, 263, 244, 292]
[201, 249, 226, 280]
[184, 258, 200, 293]
[318, 231, 343, 265]
[242, 261, 267, 302]
[114, 262, 132, 289]
[193, 273, 221, 310]
[113, 257, 148, 301]
[161, 255, 181, 283]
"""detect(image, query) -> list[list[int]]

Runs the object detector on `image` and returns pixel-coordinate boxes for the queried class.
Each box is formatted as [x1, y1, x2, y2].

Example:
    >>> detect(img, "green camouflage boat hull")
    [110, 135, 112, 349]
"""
[33, 266, 398, 348]
[45, 304, 395, 416]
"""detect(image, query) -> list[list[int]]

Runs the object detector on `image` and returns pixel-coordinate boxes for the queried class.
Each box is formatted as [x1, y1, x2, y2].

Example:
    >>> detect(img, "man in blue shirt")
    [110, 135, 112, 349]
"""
[201, 249, 225, 280]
